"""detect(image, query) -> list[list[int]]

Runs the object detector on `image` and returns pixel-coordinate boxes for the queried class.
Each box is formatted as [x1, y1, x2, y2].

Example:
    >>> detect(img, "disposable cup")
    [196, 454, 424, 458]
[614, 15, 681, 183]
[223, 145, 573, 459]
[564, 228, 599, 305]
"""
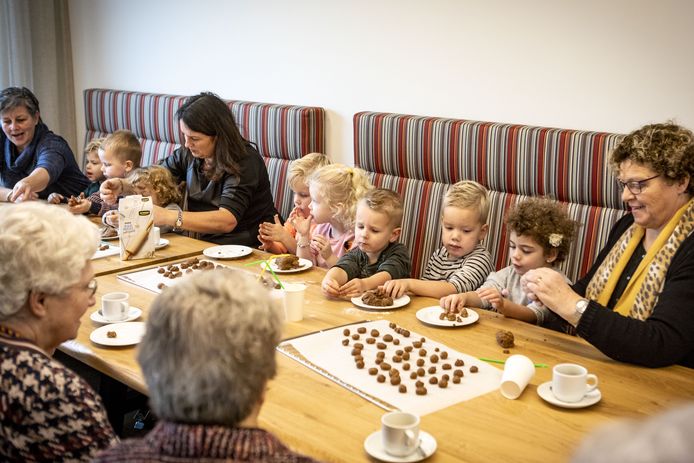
[282, 283, 306, 322]
[500, 354, 536, 399]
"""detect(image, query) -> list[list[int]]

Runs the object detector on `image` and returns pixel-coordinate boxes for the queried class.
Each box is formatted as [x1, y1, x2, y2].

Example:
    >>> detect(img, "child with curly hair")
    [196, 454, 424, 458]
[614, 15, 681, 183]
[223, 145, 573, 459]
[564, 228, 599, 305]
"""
[258, 152, 331, 253]
[294, 164, 372, 268]
[440, 197, 577, 325]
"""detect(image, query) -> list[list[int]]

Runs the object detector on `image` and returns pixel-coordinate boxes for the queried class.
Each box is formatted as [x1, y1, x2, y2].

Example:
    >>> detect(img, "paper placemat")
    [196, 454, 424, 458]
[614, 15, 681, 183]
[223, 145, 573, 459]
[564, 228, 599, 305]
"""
[278, 319, 501, 416]
[118, 258, 228, 293]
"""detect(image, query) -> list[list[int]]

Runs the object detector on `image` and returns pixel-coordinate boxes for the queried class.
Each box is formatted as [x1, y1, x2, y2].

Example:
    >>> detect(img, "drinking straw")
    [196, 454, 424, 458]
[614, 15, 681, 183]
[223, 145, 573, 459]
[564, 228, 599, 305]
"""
[253, 254, 288, 290]
[479, 357, 548, 368]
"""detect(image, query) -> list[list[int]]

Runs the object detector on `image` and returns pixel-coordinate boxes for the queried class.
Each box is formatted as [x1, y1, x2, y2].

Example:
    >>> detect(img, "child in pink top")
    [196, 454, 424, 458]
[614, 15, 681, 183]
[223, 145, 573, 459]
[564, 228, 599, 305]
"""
[258, 153, 330, 254]
[294, 164, 372, 268]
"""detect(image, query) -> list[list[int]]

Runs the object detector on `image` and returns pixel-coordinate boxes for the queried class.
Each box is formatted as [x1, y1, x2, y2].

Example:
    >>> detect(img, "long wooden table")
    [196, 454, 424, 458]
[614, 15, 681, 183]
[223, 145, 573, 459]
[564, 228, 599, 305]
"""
[60, 252, 694, 463]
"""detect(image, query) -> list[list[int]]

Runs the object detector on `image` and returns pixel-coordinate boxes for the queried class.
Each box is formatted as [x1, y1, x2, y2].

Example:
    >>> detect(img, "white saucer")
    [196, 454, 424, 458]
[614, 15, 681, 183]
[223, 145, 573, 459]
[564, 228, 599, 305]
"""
[90, 322, 146, 347]
[155, 238, 169, 250]
[364, 430, 437, 462]
[537, 381, 602, 408]
[90, 307, 143, 324]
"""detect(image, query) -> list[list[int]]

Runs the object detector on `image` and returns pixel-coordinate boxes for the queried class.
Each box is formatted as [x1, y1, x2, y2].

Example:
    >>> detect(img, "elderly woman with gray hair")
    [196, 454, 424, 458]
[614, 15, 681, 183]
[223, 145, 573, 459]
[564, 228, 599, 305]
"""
[0, 203, 117, 461]
[94, 269, 319, 462]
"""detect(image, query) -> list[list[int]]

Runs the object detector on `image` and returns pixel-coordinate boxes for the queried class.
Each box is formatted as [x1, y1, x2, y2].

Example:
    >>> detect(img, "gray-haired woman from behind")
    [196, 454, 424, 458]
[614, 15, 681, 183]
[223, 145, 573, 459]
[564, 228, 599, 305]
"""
[93, 269, 320, 462]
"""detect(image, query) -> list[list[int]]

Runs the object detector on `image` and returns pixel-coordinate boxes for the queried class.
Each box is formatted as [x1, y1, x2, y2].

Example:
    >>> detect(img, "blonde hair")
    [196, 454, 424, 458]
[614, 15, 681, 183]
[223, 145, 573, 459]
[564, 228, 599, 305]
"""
[360, 188, 404, 227]
[101, 130, 142, 167]
[309, 164, 372, 229]
[130, 165, 182, 207]
[84, 137, 104, 156]
[443, 180, 490, 224]
[288, 152, 331, 191]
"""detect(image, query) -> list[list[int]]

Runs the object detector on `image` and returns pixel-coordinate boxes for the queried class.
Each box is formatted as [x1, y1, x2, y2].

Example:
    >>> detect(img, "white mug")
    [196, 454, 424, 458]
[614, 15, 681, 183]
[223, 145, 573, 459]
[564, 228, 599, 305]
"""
[152, 226, 161, 245]
[101, 292, 129, 321]
[552, 363, 598, 403]
[381, 411, 420, 457]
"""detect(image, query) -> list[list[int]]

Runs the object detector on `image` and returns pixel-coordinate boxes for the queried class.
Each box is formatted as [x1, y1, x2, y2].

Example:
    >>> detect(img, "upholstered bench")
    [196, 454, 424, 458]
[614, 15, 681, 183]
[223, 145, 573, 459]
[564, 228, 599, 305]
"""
[83, 89, 325, 219]
[354, 111, 628, 281]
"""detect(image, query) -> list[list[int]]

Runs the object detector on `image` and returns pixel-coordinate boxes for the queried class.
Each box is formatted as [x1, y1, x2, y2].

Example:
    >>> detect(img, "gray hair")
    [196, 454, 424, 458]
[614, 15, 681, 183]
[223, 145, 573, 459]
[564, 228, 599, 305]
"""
[0, 203, 100, 320]
[137, 269, 283, 426]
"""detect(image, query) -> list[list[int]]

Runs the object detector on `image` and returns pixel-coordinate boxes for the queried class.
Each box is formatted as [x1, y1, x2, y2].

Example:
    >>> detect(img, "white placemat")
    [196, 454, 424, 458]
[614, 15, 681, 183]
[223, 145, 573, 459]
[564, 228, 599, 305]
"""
[278, 319, 501, 416]
[118, 259, 228, 293]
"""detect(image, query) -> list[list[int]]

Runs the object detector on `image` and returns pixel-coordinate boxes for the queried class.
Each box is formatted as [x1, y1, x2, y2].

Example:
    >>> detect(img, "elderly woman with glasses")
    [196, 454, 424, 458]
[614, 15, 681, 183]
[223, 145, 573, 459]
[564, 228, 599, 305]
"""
[1, 87, 89, 202]
[523, 122, 694, 368]
[0, 203, 117, 460]
[94, 269, 319, 462]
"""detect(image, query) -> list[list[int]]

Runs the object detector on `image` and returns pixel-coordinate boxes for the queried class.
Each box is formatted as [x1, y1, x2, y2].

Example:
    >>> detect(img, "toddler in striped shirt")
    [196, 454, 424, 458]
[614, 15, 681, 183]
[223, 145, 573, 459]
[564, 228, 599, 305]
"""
[382, 180, 494, 298]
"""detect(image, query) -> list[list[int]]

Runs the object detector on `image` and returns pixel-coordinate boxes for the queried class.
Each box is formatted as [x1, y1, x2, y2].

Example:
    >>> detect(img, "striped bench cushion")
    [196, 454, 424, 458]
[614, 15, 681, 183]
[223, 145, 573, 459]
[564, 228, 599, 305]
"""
[354, 111, 627, 281]
[84, 89, 325, 219]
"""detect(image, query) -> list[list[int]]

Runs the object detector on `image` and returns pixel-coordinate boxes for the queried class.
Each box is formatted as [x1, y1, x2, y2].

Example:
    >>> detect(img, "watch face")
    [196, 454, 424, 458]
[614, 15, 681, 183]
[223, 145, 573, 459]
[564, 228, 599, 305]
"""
[576, 300, 588, 313]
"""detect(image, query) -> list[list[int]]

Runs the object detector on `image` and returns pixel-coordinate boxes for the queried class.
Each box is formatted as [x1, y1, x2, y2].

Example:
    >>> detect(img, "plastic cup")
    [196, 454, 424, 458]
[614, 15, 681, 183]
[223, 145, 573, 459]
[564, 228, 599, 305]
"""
[500, 354, 536, 399]
[282, 283, 306, 322]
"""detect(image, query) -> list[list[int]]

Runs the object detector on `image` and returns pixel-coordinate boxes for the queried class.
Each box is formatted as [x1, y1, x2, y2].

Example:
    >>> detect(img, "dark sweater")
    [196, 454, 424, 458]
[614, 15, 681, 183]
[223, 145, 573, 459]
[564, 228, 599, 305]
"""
[566, 213, 694, 368]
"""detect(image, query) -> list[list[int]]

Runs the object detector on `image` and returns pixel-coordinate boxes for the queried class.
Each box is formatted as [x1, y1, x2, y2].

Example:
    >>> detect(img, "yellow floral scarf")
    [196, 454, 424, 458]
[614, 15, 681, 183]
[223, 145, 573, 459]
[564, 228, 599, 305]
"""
[586, 198, 694, 320]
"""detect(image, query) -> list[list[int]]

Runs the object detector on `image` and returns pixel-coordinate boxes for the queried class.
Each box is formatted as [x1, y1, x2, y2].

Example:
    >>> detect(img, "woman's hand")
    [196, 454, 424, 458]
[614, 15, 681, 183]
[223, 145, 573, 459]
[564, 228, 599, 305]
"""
[100, 178, 124, 205]
[522, 268, 582, 322]
[10, 180, 38, 202]
[102, 210, 119, 228]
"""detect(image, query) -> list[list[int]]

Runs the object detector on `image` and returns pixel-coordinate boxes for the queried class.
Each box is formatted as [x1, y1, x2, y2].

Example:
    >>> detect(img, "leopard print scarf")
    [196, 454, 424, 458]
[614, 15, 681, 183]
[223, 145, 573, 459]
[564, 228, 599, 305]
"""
[586, 198, 694, 320]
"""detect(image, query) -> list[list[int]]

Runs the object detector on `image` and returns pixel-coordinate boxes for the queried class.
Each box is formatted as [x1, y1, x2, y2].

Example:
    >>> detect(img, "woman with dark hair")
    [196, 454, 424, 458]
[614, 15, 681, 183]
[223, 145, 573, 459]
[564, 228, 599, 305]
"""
[101, 92, 278, 246]
[1, 87, 89, 202]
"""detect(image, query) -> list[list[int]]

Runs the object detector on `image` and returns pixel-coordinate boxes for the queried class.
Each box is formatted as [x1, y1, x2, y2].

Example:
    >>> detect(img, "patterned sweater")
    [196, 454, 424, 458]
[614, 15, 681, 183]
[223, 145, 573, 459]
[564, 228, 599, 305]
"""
[0, 332, 117, 462]
[93, 421, 321, 462]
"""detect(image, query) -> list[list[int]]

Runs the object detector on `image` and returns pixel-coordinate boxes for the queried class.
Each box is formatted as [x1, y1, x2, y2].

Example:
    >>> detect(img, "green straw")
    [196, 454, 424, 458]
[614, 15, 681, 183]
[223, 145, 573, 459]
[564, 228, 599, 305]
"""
[479, 357, 548, 368]
[265, 264, 286, 290]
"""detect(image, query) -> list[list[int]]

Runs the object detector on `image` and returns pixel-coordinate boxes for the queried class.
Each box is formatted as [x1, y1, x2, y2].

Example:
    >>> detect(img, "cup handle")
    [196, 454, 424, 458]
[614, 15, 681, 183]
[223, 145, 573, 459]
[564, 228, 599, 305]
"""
[586, 374, 599, 392]
[404, 429, 418, 449]
[120, 301, 129, 315]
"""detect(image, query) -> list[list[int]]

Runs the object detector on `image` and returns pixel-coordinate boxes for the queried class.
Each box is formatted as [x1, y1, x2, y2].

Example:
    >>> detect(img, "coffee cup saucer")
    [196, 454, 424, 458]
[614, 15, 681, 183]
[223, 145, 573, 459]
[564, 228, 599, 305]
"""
[90, 307, 142, 324]
[364, 430, 436, 462]
[537, 381, 601, 409]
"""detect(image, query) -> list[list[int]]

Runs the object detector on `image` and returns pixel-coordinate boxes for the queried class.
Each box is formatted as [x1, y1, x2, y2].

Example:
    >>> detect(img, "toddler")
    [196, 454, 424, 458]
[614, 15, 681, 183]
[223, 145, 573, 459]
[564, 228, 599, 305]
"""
[47, 138, 105, 204]
[382, 180, 494, 298]
[322, 188, 411, 298]
[440, 197, 577, 325]
[258, 152, 331, 253]
[294, 164, 372, 268]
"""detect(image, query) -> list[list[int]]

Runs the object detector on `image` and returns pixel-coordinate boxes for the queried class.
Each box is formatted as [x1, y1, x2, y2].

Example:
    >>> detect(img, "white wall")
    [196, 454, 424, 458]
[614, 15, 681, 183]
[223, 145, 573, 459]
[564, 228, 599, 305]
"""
[69, 0, 694, 164]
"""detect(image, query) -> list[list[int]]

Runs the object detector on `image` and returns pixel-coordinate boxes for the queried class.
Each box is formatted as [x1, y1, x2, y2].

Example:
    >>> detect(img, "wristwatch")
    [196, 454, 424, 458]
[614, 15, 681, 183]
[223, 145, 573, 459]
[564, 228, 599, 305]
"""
[575, 298, 589, 316]
[174, 210, 183, 231]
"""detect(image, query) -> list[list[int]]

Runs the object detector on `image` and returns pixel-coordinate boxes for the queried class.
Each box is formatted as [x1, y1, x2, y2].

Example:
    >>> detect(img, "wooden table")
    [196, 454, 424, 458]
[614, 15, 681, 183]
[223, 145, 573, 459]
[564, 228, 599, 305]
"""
[60, 253, 694, 463]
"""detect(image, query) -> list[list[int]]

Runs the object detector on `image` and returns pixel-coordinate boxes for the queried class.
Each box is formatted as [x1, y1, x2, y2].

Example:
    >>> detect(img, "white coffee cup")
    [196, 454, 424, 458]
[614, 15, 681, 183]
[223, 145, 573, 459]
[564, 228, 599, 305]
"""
[282, 283, 306, 322]
[152, 226, 161, 245]
[381, 411, 420, 457]
[101, 292, 129, 321]
[552, 363, 599, 403]
[500, 354, 536, 399]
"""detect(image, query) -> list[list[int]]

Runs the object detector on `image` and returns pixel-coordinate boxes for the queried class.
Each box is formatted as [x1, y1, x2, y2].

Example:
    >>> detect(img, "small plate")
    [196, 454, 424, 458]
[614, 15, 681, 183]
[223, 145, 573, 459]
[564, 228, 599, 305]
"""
[260, 257, 313, 273]
[155, 238, 169, 250]
[90, 322, 146, 347]
[100, 231, 119, 241]
[203, 245, 253, 259]
[416, 306, 479, 327]
[364, 430, 437, 462]
[90, 307, 143, 324]
[537, 381, 602, 409]
[351, 294, 411, 311]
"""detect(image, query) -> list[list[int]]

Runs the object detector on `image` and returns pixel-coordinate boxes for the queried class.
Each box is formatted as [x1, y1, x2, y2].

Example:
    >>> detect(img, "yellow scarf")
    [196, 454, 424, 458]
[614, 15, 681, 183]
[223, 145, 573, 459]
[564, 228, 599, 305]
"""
[586, 198, 694, 320]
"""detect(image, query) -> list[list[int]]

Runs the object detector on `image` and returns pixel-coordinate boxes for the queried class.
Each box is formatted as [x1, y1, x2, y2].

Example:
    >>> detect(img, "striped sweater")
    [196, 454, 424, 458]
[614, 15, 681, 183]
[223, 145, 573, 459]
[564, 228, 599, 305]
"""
[421, 244, 494, 293]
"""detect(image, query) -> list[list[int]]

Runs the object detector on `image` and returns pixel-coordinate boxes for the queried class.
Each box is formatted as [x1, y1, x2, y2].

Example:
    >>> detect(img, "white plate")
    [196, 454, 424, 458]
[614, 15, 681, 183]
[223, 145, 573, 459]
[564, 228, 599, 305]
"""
[100, 232, 119, 241]
[203, 245, 253, 259]
[364, 430, 437, 463]
[260, 257, 313, 273]
[90, 307, 142, 324]
[537, 381, 602, 409]
[155, 238, 169, 250]
[351, 294, 411, 311]
[91, 243, 121, 260]
[90, 322, 146, 347]
[416, 306, 479, 327]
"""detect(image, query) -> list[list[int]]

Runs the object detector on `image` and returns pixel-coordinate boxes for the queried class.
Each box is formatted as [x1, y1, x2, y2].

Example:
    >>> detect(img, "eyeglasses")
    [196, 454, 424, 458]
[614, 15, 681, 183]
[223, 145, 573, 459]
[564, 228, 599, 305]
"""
[617, 174, 660, 195]
[86, 279, 98, 297]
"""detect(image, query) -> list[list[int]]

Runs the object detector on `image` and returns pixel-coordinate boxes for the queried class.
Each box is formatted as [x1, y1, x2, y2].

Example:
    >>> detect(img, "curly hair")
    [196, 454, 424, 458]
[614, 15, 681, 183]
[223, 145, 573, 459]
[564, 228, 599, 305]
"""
[0, 203, 99, 319]
[138, 269, 282, 426]
[443, 180, 490, 224]
[84, 137, 104, 155]
[360, 188, 404, 227]
[308, 164, 372, 229]
[130, 165, 182, 207]
[610, 122, 694, 195]
[506, 197, 577, 263]
[288, 152, 331, 191]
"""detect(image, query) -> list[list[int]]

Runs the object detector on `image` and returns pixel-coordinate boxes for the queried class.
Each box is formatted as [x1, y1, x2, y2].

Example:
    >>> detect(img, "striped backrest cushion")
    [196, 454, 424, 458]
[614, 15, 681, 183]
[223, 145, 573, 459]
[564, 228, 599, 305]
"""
[354, 111, 627, 281]
[83, 89, 325, 219]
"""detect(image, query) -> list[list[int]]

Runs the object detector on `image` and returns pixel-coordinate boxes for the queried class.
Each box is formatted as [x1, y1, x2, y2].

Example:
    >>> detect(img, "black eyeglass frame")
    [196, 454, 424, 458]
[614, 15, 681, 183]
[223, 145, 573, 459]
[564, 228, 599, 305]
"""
[617, 174, 660, 195]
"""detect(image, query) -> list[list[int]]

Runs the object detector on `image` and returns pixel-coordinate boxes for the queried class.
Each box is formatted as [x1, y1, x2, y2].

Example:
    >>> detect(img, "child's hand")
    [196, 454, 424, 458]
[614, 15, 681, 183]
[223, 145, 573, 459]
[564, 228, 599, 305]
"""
[440, 293, 466, 311]
[47, 193, 64, 204]
[321, 277, 342, 298]
[259, 214, 291, 242]
[311, 234, 333, 260]
[476, 287, 506, 311]
[68, 200, 91, 215]
[339, 279, 366, 298]
[381, 279, 410, 299]
[257, 234, 271, 251]
[291, 213, 312, 236]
